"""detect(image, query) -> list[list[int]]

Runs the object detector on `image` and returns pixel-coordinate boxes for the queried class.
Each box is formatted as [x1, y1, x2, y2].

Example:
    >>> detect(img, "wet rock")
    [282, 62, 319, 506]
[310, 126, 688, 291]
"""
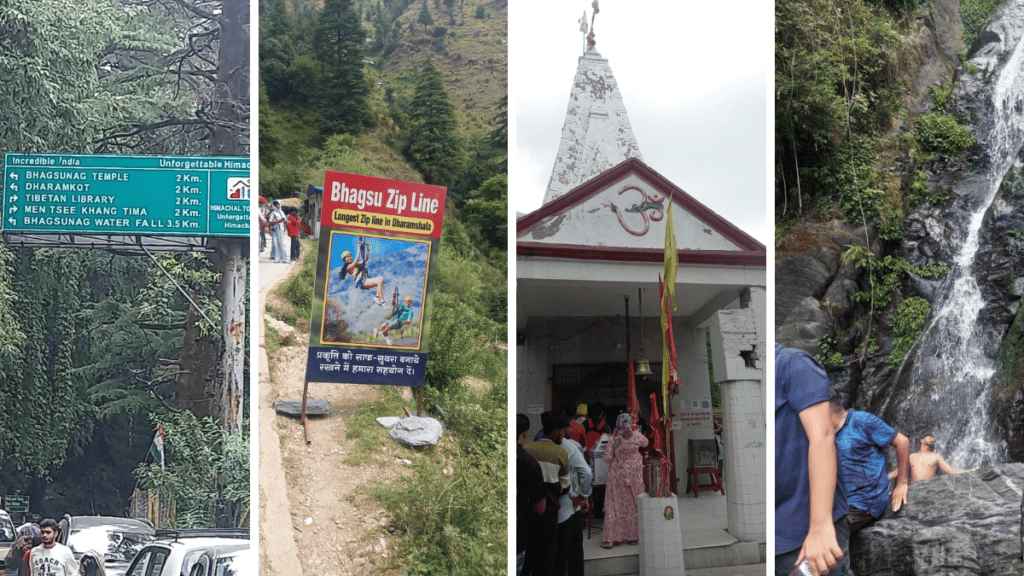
[851, 464, 1024, 576]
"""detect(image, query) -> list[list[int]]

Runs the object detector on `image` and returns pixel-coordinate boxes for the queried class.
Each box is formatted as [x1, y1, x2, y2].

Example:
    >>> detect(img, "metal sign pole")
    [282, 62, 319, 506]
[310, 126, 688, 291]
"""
[300, 381, 311, 445]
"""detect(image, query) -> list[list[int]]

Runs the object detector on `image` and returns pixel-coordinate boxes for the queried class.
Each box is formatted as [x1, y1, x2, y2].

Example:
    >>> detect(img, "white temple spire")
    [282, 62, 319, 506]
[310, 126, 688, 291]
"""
[544, 13, 641, 205]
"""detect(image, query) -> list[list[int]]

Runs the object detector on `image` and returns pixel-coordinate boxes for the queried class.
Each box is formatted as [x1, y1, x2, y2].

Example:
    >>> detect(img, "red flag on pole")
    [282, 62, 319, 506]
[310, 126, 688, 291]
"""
[627, 360, 639, 428]
[648, 392, 664, 453]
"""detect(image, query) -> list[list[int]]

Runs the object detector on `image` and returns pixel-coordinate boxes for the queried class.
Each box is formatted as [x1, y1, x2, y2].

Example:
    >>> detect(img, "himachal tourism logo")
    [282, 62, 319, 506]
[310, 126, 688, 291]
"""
[227, 177, 250, 201]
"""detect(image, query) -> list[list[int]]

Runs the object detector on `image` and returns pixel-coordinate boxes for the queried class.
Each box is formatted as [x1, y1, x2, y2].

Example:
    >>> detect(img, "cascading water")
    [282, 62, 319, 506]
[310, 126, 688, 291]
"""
[895, 2, 1024, 468]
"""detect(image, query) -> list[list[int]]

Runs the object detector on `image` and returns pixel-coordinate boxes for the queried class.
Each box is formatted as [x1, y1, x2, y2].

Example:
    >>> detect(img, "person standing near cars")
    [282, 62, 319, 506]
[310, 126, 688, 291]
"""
[30, 518, 79, 576]
[5, 523, 39, 576]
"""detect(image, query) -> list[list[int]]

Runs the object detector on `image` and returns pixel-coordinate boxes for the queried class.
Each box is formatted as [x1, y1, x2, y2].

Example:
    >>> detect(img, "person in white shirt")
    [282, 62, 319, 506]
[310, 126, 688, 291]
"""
[30, 519, 78, 576]
[557, 416, 593, 576]
[268, 201, 288, 263]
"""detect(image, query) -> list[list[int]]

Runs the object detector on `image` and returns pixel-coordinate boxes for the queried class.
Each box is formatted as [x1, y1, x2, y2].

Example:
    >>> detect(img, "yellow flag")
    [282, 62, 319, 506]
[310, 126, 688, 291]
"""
[661, 202, 678, 419]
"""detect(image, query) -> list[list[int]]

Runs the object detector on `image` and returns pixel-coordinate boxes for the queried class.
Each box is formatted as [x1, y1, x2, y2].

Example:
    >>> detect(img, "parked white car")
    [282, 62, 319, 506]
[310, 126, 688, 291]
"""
[0, 510, 14, 570]
[59, 515, 155, 576]
[124, 530, 250, 576]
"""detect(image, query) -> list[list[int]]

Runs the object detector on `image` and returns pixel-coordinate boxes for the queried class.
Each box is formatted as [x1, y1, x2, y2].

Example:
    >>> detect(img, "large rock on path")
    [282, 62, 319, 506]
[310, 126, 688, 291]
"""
[851, 464, 1024, 576]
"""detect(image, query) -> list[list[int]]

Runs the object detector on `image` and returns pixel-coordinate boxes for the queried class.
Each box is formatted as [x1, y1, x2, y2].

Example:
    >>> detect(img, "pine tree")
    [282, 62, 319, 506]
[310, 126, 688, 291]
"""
[260, 0, 297, 101]
[371, 0, 393, 53]
[315, 0, 373, 135]
[444, 0, 456, 25]
[417, 0, 434, 31]
[406, 63, 461, 185]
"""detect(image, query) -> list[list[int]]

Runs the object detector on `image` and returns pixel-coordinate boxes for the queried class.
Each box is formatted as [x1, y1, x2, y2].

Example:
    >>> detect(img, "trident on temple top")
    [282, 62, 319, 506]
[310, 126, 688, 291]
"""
[579, 0, 600, 53]
[589, 1, 600, 51]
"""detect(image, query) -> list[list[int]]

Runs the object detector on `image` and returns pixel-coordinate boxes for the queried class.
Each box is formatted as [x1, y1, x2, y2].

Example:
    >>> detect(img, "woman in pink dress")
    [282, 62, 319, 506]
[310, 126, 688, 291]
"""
[601, 413, 649, 548]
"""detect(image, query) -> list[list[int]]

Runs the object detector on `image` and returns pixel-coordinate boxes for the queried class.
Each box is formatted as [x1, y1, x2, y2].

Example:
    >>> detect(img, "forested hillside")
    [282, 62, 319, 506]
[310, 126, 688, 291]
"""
[0, 0, 250, 526]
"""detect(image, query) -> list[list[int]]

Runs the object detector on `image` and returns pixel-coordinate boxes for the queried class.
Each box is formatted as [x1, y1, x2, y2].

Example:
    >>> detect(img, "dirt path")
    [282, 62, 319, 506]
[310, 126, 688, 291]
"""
[259, 252, 403, 576]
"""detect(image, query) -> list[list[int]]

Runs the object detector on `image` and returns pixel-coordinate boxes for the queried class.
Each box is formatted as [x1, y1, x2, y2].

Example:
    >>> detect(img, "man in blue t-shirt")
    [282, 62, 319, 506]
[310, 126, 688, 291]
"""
[776, 345, 848, 576]
[830, 400, 911, 532]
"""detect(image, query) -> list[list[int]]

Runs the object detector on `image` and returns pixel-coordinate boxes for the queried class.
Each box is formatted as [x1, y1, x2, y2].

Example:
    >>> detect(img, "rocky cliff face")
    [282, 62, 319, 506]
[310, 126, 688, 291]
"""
[851, 464, 1024, 576]
[979, 166, 1024, 460]
[882, 0, 1024, 465]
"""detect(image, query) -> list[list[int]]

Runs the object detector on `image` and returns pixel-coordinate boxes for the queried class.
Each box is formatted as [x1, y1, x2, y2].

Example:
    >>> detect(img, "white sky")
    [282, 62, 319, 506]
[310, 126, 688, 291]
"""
[509, 1, 771, 246]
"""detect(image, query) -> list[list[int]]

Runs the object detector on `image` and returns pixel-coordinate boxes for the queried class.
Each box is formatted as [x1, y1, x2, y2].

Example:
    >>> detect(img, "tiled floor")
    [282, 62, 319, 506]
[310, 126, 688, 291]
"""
[582, 492, 735, 560]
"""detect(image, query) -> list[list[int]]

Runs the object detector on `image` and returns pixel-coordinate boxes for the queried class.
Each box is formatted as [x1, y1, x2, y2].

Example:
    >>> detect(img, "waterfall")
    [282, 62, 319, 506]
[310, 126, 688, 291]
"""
[898, 2, 1024, 468]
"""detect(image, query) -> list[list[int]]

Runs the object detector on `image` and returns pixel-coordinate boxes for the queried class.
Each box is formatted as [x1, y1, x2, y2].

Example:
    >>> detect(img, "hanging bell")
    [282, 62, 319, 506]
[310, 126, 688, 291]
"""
[635, 357, 653, 376]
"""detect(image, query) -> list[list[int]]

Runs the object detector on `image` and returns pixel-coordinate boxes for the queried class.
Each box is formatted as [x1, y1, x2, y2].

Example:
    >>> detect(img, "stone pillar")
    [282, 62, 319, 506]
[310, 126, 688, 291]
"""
[638, 494, 686, 576]
[709, 308, 765, 542]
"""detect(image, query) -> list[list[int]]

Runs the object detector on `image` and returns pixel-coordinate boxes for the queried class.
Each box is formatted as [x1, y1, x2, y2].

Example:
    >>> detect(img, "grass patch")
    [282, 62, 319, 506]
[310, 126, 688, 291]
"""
[374, 380, 506, 575]
[264, 321, 286, 355]
[343, 387, 415, 466]
[273, 239, 318, 329]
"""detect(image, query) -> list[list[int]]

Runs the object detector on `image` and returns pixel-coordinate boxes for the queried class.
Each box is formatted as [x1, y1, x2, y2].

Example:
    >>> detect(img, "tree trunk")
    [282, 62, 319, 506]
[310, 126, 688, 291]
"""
[210, 0, 249, 432]
[218, 241, 247, 433]
[210, 0, 249, 155]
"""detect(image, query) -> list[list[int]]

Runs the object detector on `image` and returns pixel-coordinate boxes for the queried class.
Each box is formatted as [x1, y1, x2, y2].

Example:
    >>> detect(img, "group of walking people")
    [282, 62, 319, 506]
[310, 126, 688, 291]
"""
[259, 199, 306, 263]
[5, 518, 81, 576]
[516, 401, 650, 576]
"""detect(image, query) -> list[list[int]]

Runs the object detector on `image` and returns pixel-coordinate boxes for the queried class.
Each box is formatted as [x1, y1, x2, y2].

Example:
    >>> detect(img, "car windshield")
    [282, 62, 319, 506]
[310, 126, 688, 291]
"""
[0, 515, 14, 542]
[214, 549, 253, 576]
[69, 526, 154, 563]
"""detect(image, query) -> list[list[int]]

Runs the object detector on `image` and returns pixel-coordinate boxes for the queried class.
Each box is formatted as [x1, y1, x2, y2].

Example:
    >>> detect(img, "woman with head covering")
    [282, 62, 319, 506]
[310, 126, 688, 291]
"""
[601, 412, 649, 548]
[5, 523, 40, 576]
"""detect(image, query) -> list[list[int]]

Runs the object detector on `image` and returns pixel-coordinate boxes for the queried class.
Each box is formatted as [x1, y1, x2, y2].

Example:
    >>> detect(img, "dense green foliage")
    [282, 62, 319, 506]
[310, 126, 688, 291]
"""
[135, 411, 250, 528]
[961, 0, 1004, 48]
[889, 296, 931, 366]
[842, 245, 949, 310]
[776, 0, 902, 218]
[914, 112, 976, 156]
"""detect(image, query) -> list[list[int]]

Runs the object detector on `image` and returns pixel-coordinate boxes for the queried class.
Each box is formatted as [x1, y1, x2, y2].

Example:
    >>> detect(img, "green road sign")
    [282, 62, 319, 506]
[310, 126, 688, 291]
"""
[3, 494, 28, 513]
[2, 153, 250, 237]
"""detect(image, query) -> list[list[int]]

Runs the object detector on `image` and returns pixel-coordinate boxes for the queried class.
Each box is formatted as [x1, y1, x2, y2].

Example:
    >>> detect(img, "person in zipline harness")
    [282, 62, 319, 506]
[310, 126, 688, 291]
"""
[376, 294, 415, 344]
[339, 238, 385, 305]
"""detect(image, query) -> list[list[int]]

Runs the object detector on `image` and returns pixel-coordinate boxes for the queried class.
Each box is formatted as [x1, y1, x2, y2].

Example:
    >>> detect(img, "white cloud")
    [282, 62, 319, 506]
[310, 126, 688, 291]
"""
[510, 0, 771, 245]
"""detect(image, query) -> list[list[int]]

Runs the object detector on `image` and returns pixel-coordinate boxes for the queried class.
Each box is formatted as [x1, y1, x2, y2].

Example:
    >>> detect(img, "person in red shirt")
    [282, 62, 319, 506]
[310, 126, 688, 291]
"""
[286, 210, 302, 262]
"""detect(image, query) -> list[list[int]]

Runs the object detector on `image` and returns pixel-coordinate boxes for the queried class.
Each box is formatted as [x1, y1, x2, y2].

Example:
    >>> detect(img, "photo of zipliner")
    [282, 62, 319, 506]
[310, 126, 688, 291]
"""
[321, 231, 430, 349]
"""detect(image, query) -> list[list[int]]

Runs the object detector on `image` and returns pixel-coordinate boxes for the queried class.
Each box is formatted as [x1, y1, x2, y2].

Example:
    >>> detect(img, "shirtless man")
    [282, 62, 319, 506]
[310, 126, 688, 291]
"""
[889, 435, 962, 481]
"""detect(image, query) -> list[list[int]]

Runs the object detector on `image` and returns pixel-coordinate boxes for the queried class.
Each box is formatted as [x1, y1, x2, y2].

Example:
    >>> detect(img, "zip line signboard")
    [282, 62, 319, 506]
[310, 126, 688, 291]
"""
[2, 153, 250, 237]
[305, 171, 446, 387]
